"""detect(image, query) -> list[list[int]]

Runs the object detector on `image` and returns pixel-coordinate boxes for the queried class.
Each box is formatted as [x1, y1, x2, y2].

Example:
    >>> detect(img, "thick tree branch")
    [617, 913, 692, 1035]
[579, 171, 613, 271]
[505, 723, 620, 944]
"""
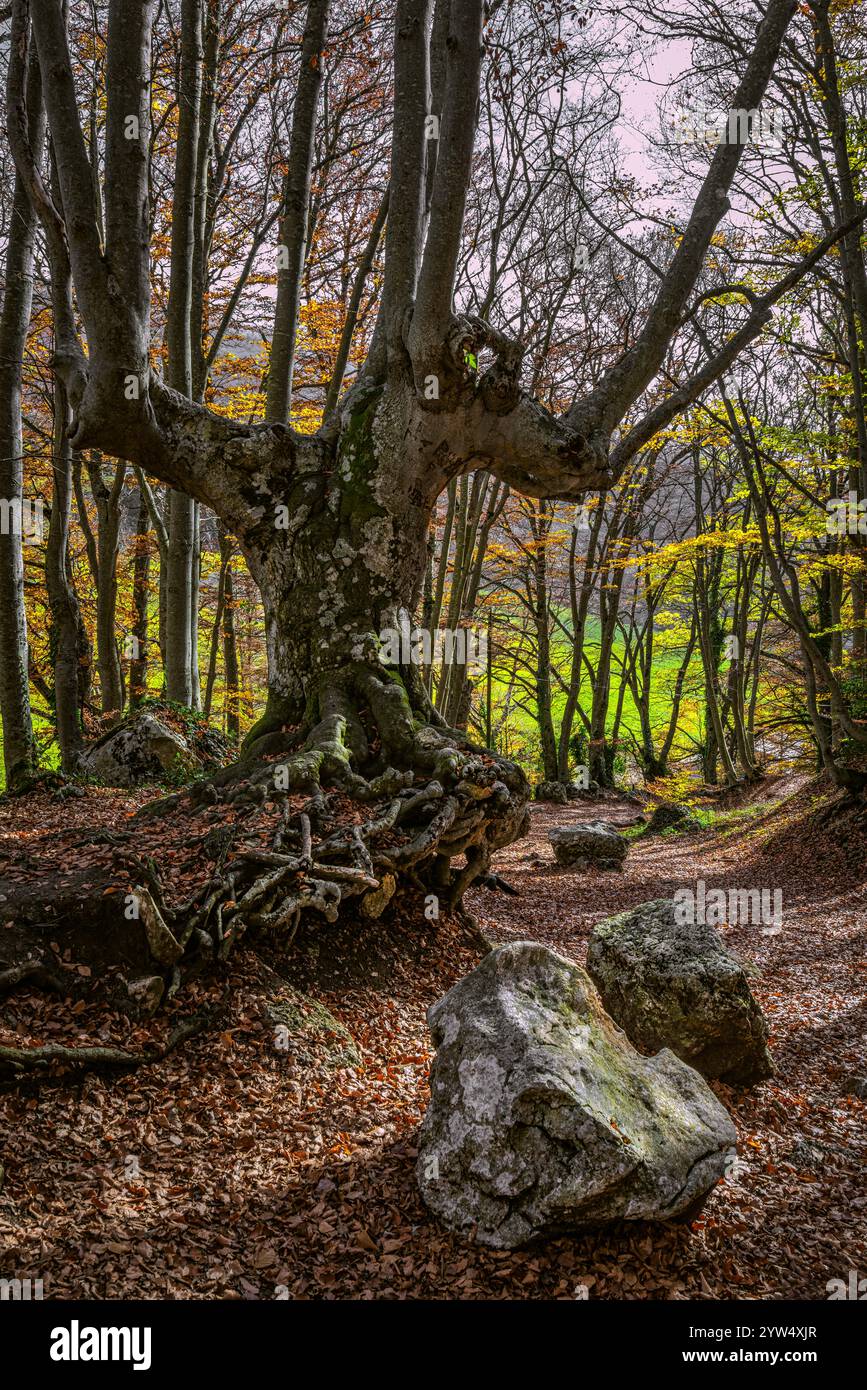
[104, 0, 158, 364]
[467, 390, 611, 501]
[408, 0, 484, 379]
[165, 0, 203, 397]
[28, 0, 110, 344]
[374, 0, 433, 366]
[5, 0, 84, 396]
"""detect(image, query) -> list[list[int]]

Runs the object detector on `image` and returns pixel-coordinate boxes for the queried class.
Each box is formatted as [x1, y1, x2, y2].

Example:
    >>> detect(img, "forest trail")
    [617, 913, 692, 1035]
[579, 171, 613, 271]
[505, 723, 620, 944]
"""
[0, 780, 864, 1300]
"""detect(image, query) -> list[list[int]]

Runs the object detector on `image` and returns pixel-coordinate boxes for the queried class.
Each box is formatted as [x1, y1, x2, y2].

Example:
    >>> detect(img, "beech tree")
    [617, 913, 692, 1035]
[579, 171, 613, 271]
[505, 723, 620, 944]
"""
[8, 0, 853, 969]
[0, 25, 41, 788]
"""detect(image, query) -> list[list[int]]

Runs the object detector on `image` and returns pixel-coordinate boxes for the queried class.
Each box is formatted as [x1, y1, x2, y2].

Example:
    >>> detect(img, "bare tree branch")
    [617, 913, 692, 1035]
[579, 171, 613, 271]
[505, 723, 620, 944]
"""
[569, 0, 798, 442]
[611, 203, 867, 470]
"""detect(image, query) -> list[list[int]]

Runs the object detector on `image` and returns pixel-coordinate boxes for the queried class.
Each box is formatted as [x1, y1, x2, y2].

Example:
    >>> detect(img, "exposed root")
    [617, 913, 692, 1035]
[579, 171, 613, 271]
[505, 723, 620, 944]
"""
[0, 1010, 221, 1085]
[475, 871, 520, 896]
[0, 959, 66, 996]
[6, 660, 529, 1013]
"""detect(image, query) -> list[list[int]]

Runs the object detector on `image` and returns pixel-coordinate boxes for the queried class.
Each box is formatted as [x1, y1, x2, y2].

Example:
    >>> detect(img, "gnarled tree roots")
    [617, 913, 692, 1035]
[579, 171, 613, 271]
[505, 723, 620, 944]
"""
[64, 663, 531, 1010]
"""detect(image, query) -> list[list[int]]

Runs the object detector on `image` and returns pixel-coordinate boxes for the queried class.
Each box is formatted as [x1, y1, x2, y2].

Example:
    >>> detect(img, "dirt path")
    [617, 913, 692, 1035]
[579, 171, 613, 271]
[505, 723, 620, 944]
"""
[0, 784, 865, 1299]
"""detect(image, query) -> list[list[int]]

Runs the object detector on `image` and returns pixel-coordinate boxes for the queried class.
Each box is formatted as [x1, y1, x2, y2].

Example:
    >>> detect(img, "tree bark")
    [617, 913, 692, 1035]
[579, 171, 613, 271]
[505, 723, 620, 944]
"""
[46, 382, 90, 771]
[129, 484, 152, 707]
[0, 33, 42, 789]
[221, 530, 240, 741]
[265, 0, 331, 423]
[164, 0, 204, 708]
[84, 452, 125, 716]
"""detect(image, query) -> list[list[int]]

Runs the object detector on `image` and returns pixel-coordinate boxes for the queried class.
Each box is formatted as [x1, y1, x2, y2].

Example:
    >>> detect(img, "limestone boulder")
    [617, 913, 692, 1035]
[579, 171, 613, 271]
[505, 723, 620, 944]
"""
[81, 714, 199, 787]
[416, 941, 737, 1248]
[534, 781, 569, 804]
[646, 803, 702, 834]
[586, 898, 774, 1085]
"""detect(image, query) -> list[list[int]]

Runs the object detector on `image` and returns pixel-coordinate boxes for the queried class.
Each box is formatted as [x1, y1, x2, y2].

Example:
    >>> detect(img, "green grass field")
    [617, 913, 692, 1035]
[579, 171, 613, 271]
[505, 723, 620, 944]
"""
[482, 614, 705, 777]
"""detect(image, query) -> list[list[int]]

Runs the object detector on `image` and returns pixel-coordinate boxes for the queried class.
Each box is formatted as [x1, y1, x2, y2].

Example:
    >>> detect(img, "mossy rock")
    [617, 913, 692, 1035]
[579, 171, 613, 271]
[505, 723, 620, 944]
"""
[265, 988, 362, 1070]
[586, 898, 774, 1085]
[646, 803, 702, 834]
[80, 713, 199, 787]
[417, 940, 737, 1248]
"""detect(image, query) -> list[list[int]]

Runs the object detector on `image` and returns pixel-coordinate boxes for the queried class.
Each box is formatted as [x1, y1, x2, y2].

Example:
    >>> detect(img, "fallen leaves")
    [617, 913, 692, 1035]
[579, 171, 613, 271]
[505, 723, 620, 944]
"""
[0, 780, 864, 1299]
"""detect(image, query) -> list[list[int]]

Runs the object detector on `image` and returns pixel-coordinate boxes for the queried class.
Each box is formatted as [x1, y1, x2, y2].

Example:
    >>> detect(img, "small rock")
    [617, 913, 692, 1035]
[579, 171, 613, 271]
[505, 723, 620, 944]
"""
[267, 989, 361, 1070]
[125, 974, 166, 1018]
[534, 780, 569, 804]
[565, 780, 600, 798]
[786, 1138, 824, 1172]
[646, 803, 702, 834]
[52, 783, 87, 801]
[548, 821, 627, 870]
[360, 874, 396, 919]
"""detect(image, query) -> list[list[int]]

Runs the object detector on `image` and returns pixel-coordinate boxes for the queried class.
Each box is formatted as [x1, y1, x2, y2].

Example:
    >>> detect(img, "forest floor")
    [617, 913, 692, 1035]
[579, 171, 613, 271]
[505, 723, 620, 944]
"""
[0, 774, 865, 1300]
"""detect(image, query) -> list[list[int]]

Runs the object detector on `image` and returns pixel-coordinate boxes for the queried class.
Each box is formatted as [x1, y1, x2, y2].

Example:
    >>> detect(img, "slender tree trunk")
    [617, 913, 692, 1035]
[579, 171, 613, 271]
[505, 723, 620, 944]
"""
[129, 485, 152, 708]
[46, 382, 90, 771]
[203, 539, 228, 719]
[428, 478, 457, 695]
[189, 498, 201, 709]
[221, 531, 240, 740]
[265, 0, 331, 423]
[165, 0, 203, 707]
[726, 551, 762, 778]
[436, 474, 471, 719]
[530, 506, 559, 782]
[588, 561, 626, 788]
[136, 473, 170, 680]
[165, 487, 195, 704]
[85, 452, 125, 715]
[692, 457, 738, 787]
[0, 42, 43, 788]
[158, 510, 168, 679]
[438, 473, 502, 728]
[190, 0, 220, 404]
[557, 502, 603, 780]
[657, 619, 698, 775]
[323, 190, 389, 419]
